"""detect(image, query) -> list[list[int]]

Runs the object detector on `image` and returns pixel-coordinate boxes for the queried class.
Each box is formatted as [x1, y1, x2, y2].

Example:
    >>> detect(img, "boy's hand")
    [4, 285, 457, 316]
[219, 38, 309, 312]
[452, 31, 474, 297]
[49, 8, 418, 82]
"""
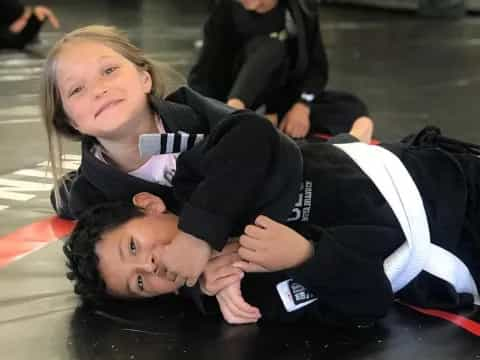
[216, 280, 262, 324]
[238, 215, 314, 271]
[200, 249, 244, 296]
[161, 231, 212, 287]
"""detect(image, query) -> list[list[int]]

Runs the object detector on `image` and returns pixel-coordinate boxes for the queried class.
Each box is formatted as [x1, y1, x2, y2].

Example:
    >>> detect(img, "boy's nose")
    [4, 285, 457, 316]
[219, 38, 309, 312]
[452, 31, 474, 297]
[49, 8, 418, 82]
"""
[142, 255, 158, 274]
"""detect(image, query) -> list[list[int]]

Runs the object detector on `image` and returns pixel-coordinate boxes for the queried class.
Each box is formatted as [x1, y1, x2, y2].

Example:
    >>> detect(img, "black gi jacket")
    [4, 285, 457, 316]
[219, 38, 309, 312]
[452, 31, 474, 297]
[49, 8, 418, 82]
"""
[55, 86, 302, 250]
[236, 140, 476, 325]
[188, 0, 328, 106]
[186, 137, 477, 326]
[55, 87, 478, 325]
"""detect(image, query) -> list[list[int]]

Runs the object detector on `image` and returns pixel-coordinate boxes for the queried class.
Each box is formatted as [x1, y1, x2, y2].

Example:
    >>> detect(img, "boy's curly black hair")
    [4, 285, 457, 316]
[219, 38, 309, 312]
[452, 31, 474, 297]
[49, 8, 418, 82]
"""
[63, 201, 145, 304]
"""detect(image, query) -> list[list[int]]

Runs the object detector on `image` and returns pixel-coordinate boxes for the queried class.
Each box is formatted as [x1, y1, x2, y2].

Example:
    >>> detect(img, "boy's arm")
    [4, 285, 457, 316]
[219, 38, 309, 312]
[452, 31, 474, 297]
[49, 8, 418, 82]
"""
[237, 217, 403, 323]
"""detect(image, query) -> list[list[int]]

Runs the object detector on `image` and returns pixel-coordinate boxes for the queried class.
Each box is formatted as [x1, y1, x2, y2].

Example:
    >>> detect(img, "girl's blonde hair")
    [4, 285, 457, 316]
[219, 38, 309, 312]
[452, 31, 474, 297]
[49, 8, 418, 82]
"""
[40, 25, 184, 211]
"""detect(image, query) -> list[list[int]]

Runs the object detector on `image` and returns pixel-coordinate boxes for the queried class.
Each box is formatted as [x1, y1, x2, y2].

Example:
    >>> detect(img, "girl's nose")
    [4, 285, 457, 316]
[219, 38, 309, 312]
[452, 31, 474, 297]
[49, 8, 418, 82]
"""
[95, 87, 108, 97]
[94, 80, 109, 97]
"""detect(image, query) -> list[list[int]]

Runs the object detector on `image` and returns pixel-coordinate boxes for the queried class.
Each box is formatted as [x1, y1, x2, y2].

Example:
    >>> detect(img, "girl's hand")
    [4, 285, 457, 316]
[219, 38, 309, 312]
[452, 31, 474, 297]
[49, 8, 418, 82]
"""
[216, 280, 261, 324]
[238, 215, 314, 272]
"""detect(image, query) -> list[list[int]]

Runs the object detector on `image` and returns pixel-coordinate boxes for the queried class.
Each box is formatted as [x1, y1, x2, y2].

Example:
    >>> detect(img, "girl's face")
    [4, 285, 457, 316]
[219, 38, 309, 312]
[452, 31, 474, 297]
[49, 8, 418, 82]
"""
[55, 40, 153, 140]
[238, 0, 279, 13]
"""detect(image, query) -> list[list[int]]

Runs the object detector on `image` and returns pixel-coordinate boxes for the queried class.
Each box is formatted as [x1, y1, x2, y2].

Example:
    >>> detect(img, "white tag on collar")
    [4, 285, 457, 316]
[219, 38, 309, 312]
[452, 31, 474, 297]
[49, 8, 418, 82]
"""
[276, 279, 317, 312]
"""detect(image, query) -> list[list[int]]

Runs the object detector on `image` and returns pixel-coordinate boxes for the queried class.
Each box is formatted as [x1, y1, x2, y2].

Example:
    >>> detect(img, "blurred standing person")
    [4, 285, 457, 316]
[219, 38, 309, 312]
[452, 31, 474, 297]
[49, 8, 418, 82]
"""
[0, 0, 60, 50]
[188, 0, 371, 138]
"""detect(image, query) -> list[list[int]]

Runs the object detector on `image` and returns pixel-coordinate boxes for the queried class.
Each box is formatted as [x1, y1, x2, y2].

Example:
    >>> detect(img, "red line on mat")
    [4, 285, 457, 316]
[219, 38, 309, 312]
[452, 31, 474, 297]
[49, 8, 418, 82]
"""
[0, 216, 75, 267]
[402, 303, 480, 336]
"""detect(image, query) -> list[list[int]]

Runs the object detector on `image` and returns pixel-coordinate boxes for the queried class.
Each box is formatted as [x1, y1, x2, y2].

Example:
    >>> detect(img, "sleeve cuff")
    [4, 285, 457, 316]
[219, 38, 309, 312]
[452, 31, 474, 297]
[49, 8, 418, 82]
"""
[178, 202, 234, 251]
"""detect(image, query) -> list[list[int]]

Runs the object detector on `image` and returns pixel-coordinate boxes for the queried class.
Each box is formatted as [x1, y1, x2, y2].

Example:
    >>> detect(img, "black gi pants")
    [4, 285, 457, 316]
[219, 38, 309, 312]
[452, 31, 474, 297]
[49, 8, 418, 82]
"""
[228, 35, 368, 135]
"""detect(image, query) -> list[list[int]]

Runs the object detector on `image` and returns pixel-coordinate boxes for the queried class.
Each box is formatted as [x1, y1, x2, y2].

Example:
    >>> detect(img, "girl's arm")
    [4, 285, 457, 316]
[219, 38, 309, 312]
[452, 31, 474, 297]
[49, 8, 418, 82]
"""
[236, 216, 403, 323]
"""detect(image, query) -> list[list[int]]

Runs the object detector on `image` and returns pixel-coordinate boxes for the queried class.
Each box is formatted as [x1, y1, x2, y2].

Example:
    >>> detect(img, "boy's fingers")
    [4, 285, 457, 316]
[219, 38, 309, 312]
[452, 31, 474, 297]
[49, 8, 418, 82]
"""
[230, 292, 261, 316]
[208, 253, 241, 272]
[219, 300, 258, 324]
[215, 263, 243, 278]
[167, 270, 189, 286]
[166, 272, 187, 288]
[209, 273, 244, 294]
[185, 275, 199, 287]
[221, 290, 260, 316]
[174, 275, 187, 288]
[233, 261, 268, 273]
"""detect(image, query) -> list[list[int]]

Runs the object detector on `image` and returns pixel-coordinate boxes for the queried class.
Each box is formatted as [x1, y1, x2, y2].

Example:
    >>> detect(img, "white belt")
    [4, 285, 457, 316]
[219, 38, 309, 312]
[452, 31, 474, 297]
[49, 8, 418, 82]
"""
[334, 142, 479, 305]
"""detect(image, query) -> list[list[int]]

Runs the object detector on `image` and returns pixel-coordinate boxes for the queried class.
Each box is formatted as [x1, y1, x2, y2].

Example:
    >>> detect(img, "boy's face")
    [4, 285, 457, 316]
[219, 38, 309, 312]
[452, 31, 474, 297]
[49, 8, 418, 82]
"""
[238, 0, 279, 13]
[95, 211, 184, 298]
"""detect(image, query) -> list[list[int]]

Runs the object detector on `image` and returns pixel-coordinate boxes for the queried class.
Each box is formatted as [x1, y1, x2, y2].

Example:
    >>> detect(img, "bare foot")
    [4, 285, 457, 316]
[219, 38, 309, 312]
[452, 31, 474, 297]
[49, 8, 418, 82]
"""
[349, 116, 374, 144]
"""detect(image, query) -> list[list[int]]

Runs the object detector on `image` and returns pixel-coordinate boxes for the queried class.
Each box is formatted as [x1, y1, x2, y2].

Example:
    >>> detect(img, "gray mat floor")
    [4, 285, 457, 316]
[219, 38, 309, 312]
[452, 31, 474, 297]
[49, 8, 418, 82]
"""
[0, 2, 479, 360]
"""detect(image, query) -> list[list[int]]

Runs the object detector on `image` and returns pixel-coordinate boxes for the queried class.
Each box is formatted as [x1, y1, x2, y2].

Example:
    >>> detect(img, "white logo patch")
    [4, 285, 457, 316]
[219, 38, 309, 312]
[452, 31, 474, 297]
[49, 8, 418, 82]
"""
[276, 279, 317, 312]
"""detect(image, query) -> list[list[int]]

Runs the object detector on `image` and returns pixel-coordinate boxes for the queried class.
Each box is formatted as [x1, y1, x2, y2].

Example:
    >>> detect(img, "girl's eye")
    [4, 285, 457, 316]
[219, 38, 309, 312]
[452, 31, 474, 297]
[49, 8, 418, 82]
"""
[129, 238, 137, 255]
[104, 66, 118, 75]
[137, 275, 144, 291]
[69, 86, 83, 97]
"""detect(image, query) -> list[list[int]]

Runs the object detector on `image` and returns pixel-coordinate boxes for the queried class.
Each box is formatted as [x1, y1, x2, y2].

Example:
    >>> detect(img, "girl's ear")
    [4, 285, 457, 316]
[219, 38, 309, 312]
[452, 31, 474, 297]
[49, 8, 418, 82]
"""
[141, 70, 153, 94]
[132, 192, 166, 215]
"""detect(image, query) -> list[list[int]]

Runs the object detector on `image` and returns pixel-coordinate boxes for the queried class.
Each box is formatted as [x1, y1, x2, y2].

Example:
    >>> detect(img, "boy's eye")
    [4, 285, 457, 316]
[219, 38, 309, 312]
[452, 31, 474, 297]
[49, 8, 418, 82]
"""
[137, 275, 144, 291]
[129, 238, 137, 255]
